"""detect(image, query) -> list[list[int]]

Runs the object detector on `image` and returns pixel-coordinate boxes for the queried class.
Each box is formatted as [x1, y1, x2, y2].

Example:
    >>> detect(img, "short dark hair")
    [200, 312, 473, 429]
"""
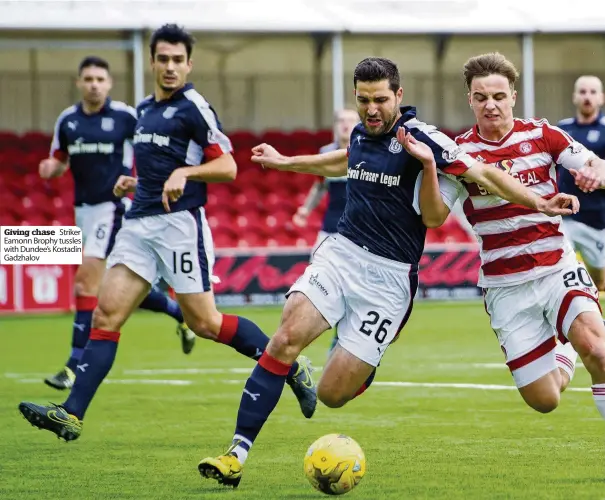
[78, 56, 110, 75]
[150, 24, 195, 60]
[353, 57, 401, 93]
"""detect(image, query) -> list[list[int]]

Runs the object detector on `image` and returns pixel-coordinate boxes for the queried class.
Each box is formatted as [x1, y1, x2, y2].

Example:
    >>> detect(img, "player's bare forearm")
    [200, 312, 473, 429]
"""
[50, 163, 68, 178]
[462, 163, 542, 210]
[285, 150, 348, 177]
[181, 154, 237, 183]
[39, 157, 68, 179]
[302, 181, 328, 212]
[419, 161, 450, 228]
[587, 157, 605, 188]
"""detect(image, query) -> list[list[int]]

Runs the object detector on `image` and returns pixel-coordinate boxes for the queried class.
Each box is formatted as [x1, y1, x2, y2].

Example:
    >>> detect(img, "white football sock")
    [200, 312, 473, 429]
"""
[592, 384, 605, 419]
[555, 341, 578, 383]
[231, 434, 251, 464]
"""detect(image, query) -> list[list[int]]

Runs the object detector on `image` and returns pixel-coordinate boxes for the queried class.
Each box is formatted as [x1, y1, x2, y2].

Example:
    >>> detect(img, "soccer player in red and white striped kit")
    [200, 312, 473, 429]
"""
[415, 52, 605, 419]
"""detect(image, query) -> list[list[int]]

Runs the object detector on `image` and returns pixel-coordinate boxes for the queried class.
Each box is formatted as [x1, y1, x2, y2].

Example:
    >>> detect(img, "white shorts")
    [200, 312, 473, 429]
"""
[310, 231, 332, 261]
[106, 207, 215, 293]
[288, 234, 418, 367]
[483, 261, 601, 388]
[75, 201, 125, 259]
[561, 218, 605, 268]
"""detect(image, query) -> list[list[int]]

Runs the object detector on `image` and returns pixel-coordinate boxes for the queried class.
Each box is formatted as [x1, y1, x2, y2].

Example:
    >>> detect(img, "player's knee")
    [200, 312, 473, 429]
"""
[316, 379, 352, 408]
[525, 389, 560, 414]
[268, 325, 304, 362]
[317, 387, 349, 409]
[187, 313, 222, 340]
[530, 395, 560, 414]
[91, 301, 112, 330]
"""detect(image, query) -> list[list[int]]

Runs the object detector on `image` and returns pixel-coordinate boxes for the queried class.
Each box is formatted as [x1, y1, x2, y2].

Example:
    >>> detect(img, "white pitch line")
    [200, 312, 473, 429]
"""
[472, 362, 585, 369]
[374, 381, 591, 392]
[123, 368, 253, 375]
[15, 378, 192, 386]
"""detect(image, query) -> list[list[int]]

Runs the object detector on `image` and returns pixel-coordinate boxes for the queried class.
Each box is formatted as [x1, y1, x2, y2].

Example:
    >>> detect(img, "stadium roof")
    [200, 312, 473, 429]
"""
[0, 0, 604, 34]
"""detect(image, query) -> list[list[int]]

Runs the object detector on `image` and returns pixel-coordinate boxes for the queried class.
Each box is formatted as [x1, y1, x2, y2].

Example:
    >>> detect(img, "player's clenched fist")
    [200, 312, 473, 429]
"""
[251, 143, 290, 170]
[113, 175, 137, 197]
[161, 169, 188, 212]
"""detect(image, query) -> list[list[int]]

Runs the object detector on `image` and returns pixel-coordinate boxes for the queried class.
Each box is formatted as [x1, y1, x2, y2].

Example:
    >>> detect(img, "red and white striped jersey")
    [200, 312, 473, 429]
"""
[452, 118, 596, 288]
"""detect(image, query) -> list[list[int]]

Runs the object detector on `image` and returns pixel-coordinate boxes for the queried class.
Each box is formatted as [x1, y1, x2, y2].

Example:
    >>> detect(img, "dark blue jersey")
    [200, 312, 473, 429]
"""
[337, 106, 476, 264]
[557, 114, 605, 229]
[50, 98, 136, 206]
[318, 142, 347, 233]
[126, 83, 233, 219]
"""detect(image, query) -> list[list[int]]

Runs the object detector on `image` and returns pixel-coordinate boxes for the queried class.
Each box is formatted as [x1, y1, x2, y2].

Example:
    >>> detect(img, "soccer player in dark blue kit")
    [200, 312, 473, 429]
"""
[292, 108, 359, 355]
[39, 56, 195, 391]
[558, 75, 605, 290]
[18, 24, 316, 440]
[198, 57, 578, 488]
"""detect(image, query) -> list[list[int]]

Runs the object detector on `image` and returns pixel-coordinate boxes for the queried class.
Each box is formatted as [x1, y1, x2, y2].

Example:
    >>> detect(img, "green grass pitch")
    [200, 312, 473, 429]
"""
[1, 302, 603, 499]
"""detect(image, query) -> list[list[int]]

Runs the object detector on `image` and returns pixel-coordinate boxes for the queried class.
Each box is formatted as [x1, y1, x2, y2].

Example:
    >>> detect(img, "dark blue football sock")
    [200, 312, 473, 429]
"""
[65, 296, 96, 373]
[62, 328, 120, 419]
[139, 289, 184, 323]
[230, 352, 292, 463]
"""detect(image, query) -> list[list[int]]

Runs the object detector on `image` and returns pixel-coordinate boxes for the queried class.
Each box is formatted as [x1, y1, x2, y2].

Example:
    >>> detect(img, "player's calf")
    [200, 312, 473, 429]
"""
[317, 345, 377, 408]
[567, 311, 605, 382]
[567, 311, 605, 419]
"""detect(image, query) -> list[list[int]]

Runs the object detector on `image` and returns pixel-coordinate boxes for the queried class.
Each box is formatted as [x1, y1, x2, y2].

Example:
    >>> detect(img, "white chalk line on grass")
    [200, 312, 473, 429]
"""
[123, 367, 253, 375]
[7, 373, 592, 392]
[373, 381, 591, 393]
[472, 362, 585, 369]
[15, 378, 192, 386]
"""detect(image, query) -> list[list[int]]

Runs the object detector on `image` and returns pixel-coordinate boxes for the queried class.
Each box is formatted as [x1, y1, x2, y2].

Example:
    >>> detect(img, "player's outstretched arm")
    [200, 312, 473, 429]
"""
[463, 163, 580, 217]
[251, 143, 348, 177]
[39, 157, 68, 179]
[569, 157, 605, 192]
[398, 127, 579, 218]
[177, 153, 237, 183]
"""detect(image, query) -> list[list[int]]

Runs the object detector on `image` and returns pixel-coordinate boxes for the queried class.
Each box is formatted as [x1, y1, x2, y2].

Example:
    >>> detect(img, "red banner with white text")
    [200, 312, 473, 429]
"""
[0, 245, 481, 314]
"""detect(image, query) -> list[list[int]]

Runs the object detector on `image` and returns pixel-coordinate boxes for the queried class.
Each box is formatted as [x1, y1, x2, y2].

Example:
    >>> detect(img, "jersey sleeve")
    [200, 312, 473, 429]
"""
[122, 109, 137, 171]
[49, 114, 68, 162]
[188, 101, 233, 162]
[405, 119, 477, 176]
[412, 171, 463, 215]
[543, 121, 596, 170]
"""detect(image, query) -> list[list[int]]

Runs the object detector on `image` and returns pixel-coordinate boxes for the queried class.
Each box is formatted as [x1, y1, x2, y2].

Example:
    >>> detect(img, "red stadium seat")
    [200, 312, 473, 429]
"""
[214, 231, 238, 248]
[237, 231, 265, 248]
[229, 130, 259, 151]
[207, 211, 233, 231]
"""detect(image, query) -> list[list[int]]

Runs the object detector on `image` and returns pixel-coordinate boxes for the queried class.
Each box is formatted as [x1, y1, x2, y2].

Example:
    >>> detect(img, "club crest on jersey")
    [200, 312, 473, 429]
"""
[587, 130, 600, 143]
[495, 159, 514, 173]
[163, 106, 178, 119]
[388, 137, 403, 154]
[101, 117, 114, 132]
[519, 141, 532, 154]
